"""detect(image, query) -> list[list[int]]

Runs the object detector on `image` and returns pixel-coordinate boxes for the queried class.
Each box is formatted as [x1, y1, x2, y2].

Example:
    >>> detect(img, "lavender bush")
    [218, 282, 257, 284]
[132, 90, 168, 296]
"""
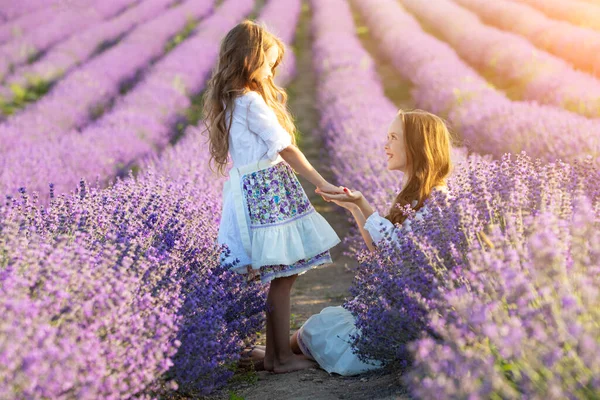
[0, 205, 182, 399]
[347, 154, 600, 365]
[406, 183, 600, 399]
[148, 123, 269, 395]
[0, 128, 266, 397]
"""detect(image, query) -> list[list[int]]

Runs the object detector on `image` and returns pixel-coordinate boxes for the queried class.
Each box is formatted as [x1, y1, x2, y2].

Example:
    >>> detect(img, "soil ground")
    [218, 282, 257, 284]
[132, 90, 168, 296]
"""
[202, 2, 415, 399]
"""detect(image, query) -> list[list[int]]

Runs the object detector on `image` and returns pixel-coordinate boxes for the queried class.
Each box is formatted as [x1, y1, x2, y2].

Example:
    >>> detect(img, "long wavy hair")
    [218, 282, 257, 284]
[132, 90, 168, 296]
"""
[386, 109, 452, 225]
[203, 20, 296, 175]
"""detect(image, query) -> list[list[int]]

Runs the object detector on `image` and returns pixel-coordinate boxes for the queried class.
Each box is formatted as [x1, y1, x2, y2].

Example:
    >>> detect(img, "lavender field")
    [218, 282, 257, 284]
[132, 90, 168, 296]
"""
[0, 0, 599, 398]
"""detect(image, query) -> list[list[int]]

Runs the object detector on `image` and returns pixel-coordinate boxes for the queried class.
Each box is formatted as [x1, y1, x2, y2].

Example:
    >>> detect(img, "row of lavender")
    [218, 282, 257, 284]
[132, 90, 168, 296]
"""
[512, 0, 600, 31]
[0, 0, 142, 82]
[0, 0, 104, 44]
[451, 0, 600, 78]
[0, 0, 217, 199]
[0, 0, 302, 397]
[0, 0, 229, 392]
[0, 0, 213, 148]
[400, 0, 600, 119]
[0, 0, 52, 24]
[352, 0, 600, 169]
[311, 0, 600, 398]
[0, 0, 181, 105]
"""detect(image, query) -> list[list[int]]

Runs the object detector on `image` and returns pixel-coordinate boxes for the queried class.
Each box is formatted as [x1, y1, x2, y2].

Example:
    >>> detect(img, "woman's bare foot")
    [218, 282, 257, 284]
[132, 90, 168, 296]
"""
[290, 330, 303, 355]
[273, 354, 318, 374]
[238, 346, 266, 371]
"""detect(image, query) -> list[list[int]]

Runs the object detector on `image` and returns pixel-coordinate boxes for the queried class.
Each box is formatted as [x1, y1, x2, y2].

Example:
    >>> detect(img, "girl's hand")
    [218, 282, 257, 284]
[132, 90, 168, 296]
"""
[315, 182, 345, 195]
[319, 187, 364, 204]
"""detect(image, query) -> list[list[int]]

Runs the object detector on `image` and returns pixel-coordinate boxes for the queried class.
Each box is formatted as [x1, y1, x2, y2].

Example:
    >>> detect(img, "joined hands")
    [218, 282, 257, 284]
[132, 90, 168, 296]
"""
[316, 186, 364, 211]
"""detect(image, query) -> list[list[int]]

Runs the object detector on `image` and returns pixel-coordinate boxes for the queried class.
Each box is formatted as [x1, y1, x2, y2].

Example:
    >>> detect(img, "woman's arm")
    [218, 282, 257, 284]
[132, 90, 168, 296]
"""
[319, 189, 378, 252]
[352, 193, 375, 221]
[320, 188, 403, 249]
[279, 145, 343, 194]
[348, 205, 376, 252]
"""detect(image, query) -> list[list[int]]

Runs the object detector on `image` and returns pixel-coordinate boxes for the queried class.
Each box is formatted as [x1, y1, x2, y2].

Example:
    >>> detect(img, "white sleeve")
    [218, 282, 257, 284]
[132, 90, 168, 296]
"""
[363, 212, 401, 245]
[246, 93, 292, 160]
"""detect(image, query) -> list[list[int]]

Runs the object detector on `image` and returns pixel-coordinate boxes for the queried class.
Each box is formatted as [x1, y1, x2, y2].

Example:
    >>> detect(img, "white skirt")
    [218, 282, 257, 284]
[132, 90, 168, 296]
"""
[218, 156, 340, 283]
[297, 306, 383, 376]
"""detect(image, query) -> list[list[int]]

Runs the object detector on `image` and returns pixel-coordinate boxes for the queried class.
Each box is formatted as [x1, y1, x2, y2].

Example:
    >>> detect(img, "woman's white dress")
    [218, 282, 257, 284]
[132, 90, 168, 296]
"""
[297, 198, 444, 375]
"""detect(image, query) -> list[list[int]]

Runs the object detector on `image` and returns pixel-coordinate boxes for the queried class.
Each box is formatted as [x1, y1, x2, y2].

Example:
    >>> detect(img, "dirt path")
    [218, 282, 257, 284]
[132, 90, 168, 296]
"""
[202, 2, 414, 399]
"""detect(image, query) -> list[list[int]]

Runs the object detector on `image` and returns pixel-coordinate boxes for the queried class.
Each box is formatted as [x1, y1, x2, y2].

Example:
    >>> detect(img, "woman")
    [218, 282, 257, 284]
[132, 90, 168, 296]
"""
[290, 109, 453, 375]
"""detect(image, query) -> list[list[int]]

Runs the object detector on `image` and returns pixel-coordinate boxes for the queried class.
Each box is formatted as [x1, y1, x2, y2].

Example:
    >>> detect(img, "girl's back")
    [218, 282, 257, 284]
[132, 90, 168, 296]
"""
[227, 91, 292, 167]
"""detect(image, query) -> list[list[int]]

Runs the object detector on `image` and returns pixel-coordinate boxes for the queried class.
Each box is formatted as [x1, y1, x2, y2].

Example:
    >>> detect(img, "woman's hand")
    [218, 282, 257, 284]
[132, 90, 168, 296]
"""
[318, 187, 364, 204]
[327, 198, 359, 211]
[320, 187, 377, 252]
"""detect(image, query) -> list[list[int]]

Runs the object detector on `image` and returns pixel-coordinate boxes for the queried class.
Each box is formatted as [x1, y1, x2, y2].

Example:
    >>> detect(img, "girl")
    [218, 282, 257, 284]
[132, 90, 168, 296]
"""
[289, 109, 453, 376]
[204, 20, 343, 374]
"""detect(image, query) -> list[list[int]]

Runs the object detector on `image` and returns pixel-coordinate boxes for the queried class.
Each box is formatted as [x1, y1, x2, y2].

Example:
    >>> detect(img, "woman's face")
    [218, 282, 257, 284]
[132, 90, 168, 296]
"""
[256, 45, 279, 81]
[385, 115, 409, 172]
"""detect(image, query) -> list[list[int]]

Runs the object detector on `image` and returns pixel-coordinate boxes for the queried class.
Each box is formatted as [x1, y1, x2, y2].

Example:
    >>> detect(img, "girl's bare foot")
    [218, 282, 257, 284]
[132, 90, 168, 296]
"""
[264, 349, 274, 372]
[273, 354, 318, 374]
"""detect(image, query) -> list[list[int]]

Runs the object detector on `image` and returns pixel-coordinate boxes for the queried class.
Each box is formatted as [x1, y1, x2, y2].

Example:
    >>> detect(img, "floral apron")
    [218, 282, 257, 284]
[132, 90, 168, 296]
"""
[223, 155, 336, 283]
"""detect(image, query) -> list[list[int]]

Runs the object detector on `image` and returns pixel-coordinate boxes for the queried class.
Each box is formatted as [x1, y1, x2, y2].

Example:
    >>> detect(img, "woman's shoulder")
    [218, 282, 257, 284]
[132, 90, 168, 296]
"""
[418, 186, 450, 209]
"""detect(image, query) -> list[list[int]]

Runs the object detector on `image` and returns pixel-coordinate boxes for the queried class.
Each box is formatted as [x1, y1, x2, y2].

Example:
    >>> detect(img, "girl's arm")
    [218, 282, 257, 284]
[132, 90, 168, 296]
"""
[279, 145, 343, 194]
[243, 94, 342, 194]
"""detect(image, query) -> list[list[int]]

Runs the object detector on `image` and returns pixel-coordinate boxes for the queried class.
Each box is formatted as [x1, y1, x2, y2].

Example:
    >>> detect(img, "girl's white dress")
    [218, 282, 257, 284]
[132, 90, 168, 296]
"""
[297, 200, 439, 376]
[218, 91, 340, 283]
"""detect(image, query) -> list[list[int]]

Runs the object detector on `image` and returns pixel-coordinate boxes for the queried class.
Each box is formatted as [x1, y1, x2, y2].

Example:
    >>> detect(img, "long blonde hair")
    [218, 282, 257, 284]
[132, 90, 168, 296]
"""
[203, 20, 296, 175]
[386, 110, 452, 225]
